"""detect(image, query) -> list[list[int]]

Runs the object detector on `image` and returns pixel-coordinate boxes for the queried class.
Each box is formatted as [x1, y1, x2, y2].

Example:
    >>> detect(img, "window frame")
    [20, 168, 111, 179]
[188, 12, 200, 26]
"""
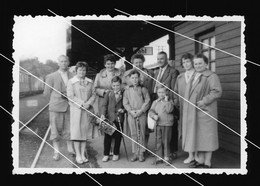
[195, 27, 216, 72]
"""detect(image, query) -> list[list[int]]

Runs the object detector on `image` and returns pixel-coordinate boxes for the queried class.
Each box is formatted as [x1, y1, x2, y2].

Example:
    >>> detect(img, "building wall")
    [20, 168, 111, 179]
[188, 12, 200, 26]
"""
[174, 21, 241, 153]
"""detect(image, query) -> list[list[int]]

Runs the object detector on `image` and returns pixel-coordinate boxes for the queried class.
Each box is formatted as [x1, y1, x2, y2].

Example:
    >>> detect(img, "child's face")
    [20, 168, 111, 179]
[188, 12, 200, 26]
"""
[157, 87, 167, 99]
[130, 74, 139, 86]
[111, 81, 121, 92]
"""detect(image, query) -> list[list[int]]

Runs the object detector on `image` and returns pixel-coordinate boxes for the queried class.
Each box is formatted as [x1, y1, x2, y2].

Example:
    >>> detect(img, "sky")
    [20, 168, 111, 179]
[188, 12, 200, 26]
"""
[13, 16, 67, 63]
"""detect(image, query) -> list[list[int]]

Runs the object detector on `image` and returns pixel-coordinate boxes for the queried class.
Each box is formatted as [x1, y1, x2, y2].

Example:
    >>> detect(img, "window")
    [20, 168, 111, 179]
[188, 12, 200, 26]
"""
[195, 28, 216, 72]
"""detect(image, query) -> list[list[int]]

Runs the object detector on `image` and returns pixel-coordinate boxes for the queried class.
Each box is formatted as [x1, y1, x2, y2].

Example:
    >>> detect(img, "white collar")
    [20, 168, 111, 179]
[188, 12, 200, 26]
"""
[186, 69, 195, 75]
[58, 69, 68, 74]
[70, 76, 93, 84]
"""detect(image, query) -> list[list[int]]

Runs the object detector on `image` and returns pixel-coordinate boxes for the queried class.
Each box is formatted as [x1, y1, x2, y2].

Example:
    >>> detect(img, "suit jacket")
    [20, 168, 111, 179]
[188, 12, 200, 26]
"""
[100, 90, 125, 122]
[43, 70, 74, 112]
[152, 65, 179, 100]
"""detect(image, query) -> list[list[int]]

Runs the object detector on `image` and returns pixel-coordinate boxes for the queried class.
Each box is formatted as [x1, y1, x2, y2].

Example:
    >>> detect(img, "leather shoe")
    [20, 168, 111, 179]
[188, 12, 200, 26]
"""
[189, 161, 203, 168]
[202, 164, 212, 168]
[152, 159, 163, 165]
[130, 154, 138, 162]
[53, 153, 60, 161]
[139, 154, 145, 162]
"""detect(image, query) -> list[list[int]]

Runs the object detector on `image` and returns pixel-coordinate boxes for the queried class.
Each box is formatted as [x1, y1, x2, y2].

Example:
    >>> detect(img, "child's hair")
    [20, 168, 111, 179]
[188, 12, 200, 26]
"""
[128, 69, 140, 77]
[156, 84, 168, 92]
[111, 76, 122, 84]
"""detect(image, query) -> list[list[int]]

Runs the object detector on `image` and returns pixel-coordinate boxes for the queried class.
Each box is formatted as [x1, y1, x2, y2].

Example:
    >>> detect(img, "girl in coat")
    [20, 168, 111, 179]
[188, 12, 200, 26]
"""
[67, 61, 98, 164]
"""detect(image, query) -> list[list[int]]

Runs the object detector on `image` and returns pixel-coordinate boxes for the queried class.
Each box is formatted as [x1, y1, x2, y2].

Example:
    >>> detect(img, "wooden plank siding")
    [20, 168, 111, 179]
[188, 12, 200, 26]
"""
[174, 21, 241, 154]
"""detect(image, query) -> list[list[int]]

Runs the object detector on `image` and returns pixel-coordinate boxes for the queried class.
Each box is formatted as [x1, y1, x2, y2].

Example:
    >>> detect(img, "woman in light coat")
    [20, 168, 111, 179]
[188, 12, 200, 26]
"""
[182, 53, 222, 168]
[174, 53, 197, 164]
[67, 61, 98, 164]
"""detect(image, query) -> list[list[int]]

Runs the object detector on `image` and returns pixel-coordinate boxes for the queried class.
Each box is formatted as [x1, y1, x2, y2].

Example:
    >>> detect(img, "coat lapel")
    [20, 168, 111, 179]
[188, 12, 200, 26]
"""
[55, 71, 65, 90]
[189, 74, 201, 97]
[160, 65, 170, 82]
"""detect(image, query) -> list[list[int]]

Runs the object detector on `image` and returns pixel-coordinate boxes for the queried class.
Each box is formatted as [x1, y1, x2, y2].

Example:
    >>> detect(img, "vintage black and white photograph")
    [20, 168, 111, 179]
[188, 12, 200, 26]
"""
[12, 15, 246, 175]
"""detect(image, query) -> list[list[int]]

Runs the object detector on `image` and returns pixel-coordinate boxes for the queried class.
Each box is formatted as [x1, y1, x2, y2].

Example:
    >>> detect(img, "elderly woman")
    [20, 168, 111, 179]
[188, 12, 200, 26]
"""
[182, 54, 222, 168]
[67, 61, 98, 164]
[94, 54, 123, 115]
[174, 53, 197, 164]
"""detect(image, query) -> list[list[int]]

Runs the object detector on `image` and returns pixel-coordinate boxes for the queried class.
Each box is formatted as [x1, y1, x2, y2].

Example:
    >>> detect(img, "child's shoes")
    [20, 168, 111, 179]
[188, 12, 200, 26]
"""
[112, 155, 119, 161]
[102, 156, 109, 162]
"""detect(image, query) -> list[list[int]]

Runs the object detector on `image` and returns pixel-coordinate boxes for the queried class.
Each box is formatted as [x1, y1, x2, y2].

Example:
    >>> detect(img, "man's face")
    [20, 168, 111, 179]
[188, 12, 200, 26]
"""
[157, 53, 167, 68]
[58, 56, 69, 70]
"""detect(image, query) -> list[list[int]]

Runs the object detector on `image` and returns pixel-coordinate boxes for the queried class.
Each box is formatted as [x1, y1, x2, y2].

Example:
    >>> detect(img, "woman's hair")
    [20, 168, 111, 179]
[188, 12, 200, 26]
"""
[104, 54, 118, 65]
[111, 76, 122, 84]
[131, 53, 145, 63]
[75, 61, 88, 71]
[194, 53, 209, 64]
[128, 69, 140, 77]
[181, 53, 194, 67]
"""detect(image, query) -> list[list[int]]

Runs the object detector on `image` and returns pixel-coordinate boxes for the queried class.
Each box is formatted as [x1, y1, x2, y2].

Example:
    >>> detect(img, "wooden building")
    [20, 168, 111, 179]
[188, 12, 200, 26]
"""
[172, 21, 241, 154]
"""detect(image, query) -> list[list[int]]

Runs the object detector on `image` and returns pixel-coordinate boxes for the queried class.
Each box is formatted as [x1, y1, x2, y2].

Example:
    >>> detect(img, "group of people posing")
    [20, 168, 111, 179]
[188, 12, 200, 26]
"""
[44, 51, 222, 168]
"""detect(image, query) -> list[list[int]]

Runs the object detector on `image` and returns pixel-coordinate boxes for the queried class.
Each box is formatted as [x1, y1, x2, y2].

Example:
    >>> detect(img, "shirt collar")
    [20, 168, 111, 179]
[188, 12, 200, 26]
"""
[58, 69, 68, 74]
[160, 64, 168, 71]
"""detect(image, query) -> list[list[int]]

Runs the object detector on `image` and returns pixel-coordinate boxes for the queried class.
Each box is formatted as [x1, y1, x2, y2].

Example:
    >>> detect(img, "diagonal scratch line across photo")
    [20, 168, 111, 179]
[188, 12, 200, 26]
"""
[48, 9, 257, 150]
[1, 55, 203, 185]
[1, 106, 103, 186]
[9, 9, 248, 185]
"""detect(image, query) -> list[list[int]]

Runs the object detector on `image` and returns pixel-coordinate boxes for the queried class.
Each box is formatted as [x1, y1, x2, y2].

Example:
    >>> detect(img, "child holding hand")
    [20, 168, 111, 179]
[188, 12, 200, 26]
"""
[148, 84, 174, 165]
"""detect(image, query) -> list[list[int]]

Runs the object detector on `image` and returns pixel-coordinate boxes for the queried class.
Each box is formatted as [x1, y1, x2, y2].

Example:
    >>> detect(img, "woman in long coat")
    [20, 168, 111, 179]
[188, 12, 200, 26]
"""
[67, 61, 98, 164]
[182, 53, 222, 168]
[94, 54, 123, 115]
[173, 53, 196, 164]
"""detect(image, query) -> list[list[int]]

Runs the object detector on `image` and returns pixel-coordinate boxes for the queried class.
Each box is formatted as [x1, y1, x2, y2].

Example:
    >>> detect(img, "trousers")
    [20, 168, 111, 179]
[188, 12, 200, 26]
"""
[103, 121, 123, 156]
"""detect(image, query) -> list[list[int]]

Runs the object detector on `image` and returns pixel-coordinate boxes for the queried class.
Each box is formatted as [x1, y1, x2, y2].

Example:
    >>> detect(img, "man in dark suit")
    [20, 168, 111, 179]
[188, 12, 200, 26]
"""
[44, 55, 74, 161]
[152, 51, 179, 160]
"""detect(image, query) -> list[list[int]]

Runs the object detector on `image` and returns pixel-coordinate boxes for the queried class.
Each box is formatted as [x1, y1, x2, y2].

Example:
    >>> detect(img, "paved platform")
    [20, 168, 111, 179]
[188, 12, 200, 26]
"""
[33, 131, 240, 169]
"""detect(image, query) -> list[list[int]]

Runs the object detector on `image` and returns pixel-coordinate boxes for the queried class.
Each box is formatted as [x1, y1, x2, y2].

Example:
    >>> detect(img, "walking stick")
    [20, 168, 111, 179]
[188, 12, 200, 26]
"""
[136, 117, 141, 156]
[154, 123, 158, 165]
[117, 112, 129, 161]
